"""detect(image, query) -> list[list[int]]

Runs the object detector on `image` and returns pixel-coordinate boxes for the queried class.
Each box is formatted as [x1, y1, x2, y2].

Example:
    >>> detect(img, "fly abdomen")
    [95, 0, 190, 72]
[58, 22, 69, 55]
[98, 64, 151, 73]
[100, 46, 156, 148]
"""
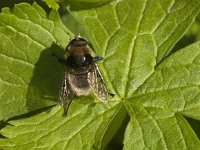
[68, 73, 90, 96]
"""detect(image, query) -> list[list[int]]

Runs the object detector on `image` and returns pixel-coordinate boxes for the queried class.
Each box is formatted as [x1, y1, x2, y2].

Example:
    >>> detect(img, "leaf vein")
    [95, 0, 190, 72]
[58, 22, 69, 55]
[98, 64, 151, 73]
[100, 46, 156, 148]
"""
[174, 115, 187, 148]
[124, 0, 148, 98]
[1, 32, 28, 61]
[143, 107, 169, 149]
[62, 104, 120, 149]
[127, 103, 147, 149]
[0, 53, 34, 67]
[155, 2, 200, 58]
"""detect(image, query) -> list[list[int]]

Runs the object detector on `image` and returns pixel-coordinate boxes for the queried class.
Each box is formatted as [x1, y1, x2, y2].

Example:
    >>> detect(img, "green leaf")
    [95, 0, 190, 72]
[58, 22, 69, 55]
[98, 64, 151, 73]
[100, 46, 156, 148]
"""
[0, 2, 123, 149]
[123, 102, 200, 149]
[69, 0, 200, 99]
[133, 41, 200, 120]
[67, 0, 113, 3]
[43, 0, 60, 10]
[1, 0, 200, 149]
[67, 0, 200, 148]
[64, 0, 114, 10]
[0, 100, 121, 149]
[0, 2, 72, 120]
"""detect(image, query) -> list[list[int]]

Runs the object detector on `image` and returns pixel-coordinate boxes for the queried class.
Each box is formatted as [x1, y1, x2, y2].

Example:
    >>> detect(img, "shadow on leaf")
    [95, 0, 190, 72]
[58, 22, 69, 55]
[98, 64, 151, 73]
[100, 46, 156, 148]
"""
[65, 0, 114, 11]
[26, 43, 65, 112]
[0, 0, 50, 12]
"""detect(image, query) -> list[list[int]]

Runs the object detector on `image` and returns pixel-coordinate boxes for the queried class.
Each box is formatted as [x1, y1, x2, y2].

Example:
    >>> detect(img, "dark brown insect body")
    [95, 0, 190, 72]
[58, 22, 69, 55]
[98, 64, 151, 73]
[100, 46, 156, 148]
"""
[60, 35, 108, 115]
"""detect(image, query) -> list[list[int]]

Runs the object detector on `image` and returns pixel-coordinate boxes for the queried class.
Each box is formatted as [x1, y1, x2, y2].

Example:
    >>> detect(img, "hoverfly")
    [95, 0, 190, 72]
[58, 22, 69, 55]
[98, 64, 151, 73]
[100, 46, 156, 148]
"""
[58, 35, 110, 115]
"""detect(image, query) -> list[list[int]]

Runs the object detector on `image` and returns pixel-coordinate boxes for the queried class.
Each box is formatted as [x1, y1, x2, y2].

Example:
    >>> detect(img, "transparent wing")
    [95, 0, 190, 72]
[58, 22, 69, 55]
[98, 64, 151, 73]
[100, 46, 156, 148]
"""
[89, 64, 108, 103]
[59, 68, 74, 115]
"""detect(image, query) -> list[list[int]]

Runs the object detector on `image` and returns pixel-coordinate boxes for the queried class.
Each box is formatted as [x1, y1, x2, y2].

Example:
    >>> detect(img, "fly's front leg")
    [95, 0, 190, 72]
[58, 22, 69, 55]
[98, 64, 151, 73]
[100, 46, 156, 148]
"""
[63, 98, 73, 116]
[60, 91, 74, 116]
[94, 56, 103, 62]
[108, 92, 115, 97]
[60, 93, 74, 116]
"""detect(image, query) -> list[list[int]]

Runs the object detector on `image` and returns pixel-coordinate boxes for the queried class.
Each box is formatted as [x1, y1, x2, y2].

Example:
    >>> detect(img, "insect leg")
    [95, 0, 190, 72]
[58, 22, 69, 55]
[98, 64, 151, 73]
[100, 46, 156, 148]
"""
[63, 99, 73, 116]
[52, 53, 65, 64]
[60, 69, 74, 116]
[108, 92, 115, 97]
[94, 56, 103, 62]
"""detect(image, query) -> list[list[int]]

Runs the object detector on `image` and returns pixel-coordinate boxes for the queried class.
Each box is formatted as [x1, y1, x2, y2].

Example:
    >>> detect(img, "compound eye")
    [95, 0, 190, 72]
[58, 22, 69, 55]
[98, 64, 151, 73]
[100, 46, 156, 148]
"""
[84, 54, 93, 64]
[66, 55, 87, 67]
[77, 55, 86, 64]
[76, 55, 93, 66]
[66, 55, 76, 66]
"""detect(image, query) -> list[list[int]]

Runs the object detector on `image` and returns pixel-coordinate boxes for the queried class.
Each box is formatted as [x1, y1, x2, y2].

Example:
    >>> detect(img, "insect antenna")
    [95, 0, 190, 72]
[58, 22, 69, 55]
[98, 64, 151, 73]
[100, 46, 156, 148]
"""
[94, 56, 103, 62]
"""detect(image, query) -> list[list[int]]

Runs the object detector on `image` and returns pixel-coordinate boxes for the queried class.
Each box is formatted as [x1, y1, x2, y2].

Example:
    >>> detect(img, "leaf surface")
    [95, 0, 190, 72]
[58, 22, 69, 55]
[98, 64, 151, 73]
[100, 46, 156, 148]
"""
[1, 0, 200, 149]
[0, 3, 71, 120]
[0, 100, 121, 150]
[43, 0, 60, 10]
[123, 102, 200, 149]
[69, 0, 200, 98]
[133, 41, 200, 120]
